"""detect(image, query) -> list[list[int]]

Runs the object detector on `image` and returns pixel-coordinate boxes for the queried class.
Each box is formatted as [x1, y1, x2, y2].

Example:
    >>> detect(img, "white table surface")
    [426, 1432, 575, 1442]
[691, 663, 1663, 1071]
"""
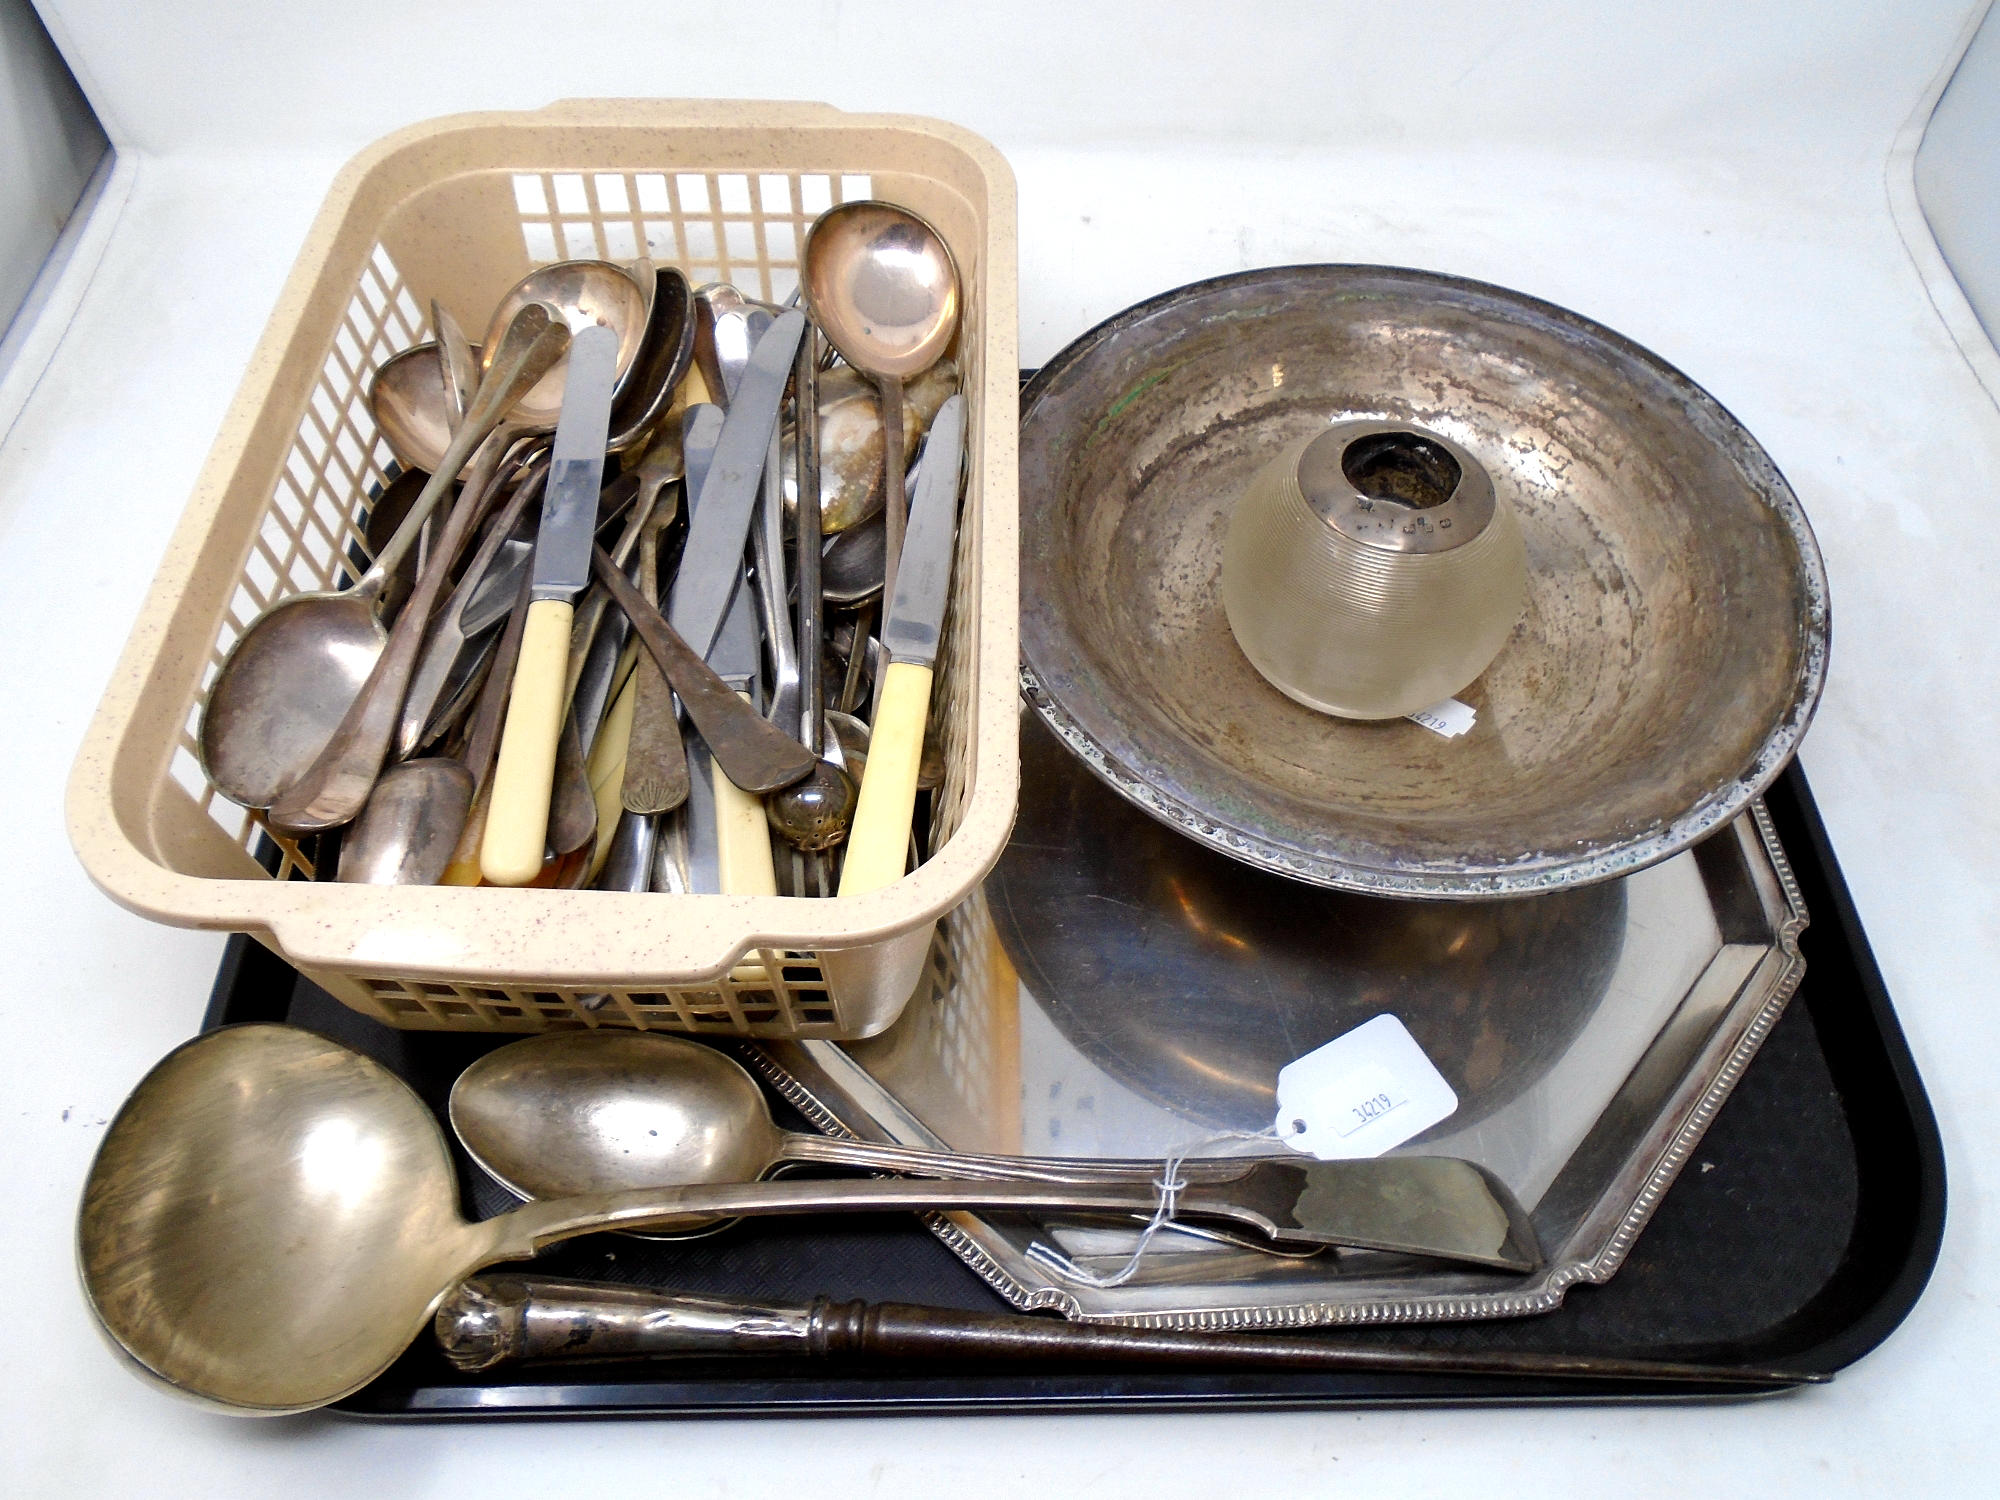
[5, 2, 1997, 1493]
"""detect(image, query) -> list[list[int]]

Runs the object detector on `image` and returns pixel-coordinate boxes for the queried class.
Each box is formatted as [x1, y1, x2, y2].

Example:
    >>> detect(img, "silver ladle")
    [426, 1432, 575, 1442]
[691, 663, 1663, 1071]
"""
[78, 1025, 1538, 1414]
[801, 201, 960, 631]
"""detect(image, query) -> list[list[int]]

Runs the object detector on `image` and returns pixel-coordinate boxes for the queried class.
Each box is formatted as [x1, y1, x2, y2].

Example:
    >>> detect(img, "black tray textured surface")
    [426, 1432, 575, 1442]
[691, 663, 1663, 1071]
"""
[202, 763, 1945, 1417]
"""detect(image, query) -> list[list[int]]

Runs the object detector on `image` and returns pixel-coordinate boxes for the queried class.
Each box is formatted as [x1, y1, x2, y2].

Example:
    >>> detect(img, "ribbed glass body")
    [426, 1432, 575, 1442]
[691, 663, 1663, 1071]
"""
[1221, 431, 1527, 719]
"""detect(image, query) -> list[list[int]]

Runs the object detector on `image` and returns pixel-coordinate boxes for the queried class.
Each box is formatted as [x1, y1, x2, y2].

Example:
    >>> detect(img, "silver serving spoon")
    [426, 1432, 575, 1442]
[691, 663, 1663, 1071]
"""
[198, 306, 569, 811]
[448, 1029, 1285, 1210]
[80, 1026, 1537, 1414]
[446, 1030, 1526, 1263]
[821, 509, 886, 606]
[263, 311, 576, 836]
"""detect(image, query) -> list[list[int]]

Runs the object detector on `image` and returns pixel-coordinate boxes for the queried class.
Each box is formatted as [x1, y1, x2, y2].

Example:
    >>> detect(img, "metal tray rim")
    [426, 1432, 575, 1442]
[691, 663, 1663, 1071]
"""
[745, 799, 1808, 1331]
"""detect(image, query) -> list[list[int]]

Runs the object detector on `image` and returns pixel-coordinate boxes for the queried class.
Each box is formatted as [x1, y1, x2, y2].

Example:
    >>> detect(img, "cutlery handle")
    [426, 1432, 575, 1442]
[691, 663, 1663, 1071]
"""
[434, 1276, 1825, 1387]
[593, 544, 814, 794]
[500, 1172, 1172, 1253]
[583, 642, 643, 886]
[779, 1133, 1266, 1186]
[481, 598, 574, 885]
[837, 660, 931, 895]
[715, 692, 780, 898]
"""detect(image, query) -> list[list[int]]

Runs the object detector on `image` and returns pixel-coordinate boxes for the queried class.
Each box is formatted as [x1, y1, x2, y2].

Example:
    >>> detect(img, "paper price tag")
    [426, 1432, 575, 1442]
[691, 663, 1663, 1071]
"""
[1406, 697, 1476, 739]
[1275, 1014, 1458, 1160]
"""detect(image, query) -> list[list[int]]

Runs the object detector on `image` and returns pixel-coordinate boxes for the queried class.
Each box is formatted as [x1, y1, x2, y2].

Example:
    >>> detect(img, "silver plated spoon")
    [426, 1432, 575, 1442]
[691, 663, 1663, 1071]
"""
[198, 306, 568, 811]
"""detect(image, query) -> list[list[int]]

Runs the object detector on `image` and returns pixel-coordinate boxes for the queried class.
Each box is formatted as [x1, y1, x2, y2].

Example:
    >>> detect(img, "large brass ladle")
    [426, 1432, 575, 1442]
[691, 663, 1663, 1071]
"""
[78, 1026, 1538, 1414]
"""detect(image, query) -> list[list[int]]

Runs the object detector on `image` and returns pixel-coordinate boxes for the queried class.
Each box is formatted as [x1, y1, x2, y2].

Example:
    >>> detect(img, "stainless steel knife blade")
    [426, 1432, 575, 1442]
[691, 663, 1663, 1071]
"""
[879, 395, 965, 669]
[682, 402, 724, 500]
[677, 401, 753, 688]
[667, 310, 806, 660]
[531, 323, 621, 601]
[709, 560, 761, 697]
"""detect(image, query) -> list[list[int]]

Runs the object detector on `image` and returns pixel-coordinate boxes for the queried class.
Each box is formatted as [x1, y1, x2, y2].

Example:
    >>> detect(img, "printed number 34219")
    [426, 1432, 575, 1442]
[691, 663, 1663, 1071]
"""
[1350, 1092, 1396, 1125]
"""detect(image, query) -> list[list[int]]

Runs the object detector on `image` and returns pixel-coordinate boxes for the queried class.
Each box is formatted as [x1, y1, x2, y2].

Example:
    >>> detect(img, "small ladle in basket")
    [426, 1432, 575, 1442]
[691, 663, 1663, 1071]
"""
[800, 201, 959, 634]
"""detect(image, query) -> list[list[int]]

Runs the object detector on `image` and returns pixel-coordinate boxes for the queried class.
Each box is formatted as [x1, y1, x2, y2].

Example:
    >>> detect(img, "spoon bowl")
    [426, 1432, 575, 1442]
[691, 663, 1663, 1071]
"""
[606, 267, 695, 456]
[480, 260, 649, 427]
[79, 1026, 477, 1413]
[801, 203, 960, 381]
[821, 511, 886, 606]
[336, 759, 475, 884]
[451, 1029, 787, 1198]
[198, 590, 387, 809]
[368, 343, 458, 475]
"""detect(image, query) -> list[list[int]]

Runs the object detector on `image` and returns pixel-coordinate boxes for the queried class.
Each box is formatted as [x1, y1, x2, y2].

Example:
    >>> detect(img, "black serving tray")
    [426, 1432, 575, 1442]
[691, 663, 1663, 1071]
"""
[202, 761, 1943, 1417]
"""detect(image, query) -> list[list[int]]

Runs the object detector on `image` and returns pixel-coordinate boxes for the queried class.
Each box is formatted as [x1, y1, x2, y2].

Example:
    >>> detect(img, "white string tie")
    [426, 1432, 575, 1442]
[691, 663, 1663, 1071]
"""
[1024, 1127, 1284, 1290]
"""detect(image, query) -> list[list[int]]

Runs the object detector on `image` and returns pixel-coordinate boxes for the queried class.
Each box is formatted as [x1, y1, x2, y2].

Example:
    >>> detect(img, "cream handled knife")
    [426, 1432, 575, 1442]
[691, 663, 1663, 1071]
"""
[838, 395, 965, 896]
[704, 549, 779, 899]
[481, 323, 622, 886]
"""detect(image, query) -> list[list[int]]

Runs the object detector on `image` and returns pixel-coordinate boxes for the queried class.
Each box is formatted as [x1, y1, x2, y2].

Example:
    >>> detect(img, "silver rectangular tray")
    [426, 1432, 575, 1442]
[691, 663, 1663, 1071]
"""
[751, 711, 1807, 1329]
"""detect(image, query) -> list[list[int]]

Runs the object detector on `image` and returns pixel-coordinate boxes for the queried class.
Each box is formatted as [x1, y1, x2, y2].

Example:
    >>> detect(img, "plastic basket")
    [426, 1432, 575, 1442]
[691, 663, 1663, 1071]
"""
[66, 100, 1020, 1039]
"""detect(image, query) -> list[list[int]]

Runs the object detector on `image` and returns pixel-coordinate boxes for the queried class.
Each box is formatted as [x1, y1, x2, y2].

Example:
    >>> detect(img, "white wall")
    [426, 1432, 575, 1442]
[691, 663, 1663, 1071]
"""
[0, 0, 107, 330]
[1918, 2, 2000, 343]
[33, 0, 1983, 168]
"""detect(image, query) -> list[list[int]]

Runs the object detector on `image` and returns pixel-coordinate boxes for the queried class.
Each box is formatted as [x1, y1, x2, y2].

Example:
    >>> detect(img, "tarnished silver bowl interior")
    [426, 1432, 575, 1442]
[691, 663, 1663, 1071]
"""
[1019, 265, 1829, 897]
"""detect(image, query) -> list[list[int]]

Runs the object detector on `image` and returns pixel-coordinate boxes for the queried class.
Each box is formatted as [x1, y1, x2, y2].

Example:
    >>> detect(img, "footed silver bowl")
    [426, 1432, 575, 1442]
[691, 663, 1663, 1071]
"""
[1019, 265, 1829, 897]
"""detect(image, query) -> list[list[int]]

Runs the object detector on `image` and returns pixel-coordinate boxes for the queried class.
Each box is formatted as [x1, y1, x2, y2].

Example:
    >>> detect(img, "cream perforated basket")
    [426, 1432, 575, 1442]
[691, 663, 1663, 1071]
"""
[66, 100, 1019, 1040]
